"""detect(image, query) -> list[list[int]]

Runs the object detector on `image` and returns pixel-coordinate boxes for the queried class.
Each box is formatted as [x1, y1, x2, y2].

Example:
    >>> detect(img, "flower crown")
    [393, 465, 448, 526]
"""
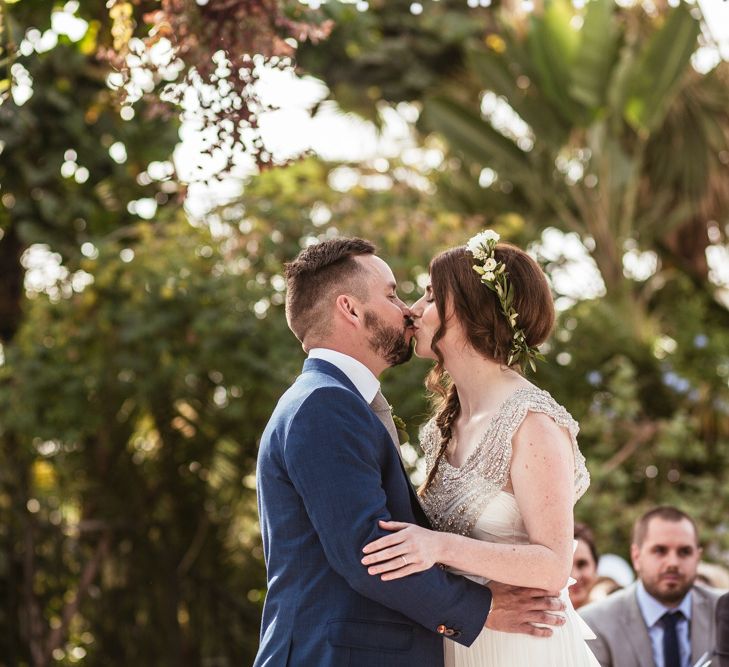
[466, 230, 545, 373]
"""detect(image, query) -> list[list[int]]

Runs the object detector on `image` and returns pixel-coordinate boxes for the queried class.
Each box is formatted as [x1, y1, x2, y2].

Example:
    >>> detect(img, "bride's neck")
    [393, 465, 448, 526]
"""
[443, 348, 524, 419]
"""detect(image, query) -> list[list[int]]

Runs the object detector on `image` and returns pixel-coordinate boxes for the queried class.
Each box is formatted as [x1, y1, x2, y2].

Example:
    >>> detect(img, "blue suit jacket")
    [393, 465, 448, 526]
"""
[254, 358, 492, 667]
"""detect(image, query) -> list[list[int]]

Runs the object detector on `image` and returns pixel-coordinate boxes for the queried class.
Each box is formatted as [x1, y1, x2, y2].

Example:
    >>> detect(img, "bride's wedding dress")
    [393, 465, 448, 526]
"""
[419, 386, 600, 667]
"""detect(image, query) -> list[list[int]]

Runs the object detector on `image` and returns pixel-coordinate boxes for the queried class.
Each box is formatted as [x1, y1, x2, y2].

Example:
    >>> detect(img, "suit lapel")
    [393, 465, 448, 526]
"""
[621, 587, 657, 667]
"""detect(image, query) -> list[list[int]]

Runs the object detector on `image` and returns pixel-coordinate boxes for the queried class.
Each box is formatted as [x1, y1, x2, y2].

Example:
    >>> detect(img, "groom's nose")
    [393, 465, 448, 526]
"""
[397, 302, 415, 325]
[393, 296, 410, 314]
[408, 298, 424, 319]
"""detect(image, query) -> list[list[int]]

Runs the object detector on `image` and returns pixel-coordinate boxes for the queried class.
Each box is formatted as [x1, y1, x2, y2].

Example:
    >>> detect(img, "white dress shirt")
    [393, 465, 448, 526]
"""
[635, 580, 693, 667]
[308, 348, 380, 403]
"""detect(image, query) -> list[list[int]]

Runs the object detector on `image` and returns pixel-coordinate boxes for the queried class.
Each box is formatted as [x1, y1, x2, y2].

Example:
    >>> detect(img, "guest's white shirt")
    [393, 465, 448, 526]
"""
[635, 580, 693, 667]
[308, 348, 380, 403]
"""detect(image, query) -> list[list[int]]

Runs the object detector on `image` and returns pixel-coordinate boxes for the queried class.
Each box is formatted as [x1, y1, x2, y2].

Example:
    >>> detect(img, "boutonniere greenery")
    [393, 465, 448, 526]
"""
[390, 408, 410, 445]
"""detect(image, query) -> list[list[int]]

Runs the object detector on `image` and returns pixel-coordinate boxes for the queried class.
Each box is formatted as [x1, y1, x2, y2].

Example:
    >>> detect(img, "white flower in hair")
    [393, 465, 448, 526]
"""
[483, 257, 497, 271]
[468, 245, 488, 261]
[466, 230, 500, 258]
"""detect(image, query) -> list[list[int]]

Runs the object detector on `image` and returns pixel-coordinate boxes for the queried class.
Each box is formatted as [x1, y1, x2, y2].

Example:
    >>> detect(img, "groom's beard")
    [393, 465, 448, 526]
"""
[364, 310, 413, 367]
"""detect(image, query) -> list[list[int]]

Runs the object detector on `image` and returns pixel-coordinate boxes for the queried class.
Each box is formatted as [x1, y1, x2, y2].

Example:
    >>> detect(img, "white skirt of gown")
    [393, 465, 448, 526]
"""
[443, 492, 600, 667]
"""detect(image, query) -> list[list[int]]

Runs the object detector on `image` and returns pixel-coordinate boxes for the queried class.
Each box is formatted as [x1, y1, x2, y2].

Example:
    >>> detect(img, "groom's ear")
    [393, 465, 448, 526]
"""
[334, 294, 361, 327]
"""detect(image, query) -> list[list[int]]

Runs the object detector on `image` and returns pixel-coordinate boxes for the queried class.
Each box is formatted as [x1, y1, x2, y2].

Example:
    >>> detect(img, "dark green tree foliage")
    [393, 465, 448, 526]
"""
[1, 1, 181, 664]
[538, 286, 729, 560]
[0, 1, 180, 342]
[297, 0, 491, 123]
[1, 220, 286, 665]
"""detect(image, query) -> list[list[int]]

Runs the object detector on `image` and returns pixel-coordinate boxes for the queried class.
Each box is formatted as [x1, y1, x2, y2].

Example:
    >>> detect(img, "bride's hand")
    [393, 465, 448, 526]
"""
[361, 520, 442, 580]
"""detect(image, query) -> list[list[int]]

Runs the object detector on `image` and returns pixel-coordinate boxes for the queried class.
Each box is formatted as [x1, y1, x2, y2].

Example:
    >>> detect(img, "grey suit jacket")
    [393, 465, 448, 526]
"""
[578, 583, 721, 667]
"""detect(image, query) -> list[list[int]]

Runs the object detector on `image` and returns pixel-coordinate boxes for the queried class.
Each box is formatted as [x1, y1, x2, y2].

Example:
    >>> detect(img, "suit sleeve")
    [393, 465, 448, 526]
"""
[284, 386, 492, 646]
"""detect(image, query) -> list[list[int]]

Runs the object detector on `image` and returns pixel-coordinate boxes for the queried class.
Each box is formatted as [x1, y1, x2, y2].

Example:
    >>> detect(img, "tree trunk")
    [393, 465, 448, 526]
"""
[661, 217, 710, 284]
[0, 225, 24, 344]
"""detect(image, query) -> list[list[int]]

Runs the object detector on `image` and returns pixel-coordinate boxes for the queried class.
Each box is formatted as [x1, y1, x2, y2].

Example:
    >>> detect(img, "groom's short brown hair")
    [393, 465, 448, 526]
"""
[285, 238, 376, 345]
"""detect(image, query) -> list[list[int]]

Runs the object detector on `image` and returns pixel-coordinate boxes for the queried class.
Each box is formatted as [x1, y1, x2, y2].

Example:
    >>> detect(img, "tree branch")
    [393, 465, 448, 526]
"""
[43, 531, 112, 663]
[602, 420, 659, 473]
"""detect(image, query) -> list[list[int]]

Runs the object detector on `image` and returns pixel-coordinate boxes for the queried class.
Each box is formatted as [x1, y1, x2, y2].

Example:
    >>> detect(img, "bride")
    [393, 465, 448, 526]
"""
[361, 232, 599, 666]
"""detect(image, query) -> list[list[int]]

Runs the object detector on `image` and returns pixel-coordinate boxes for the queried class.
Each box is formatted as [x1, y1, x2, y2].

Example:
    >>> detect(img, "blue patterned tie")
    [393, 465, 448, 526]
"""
[661, 610, 683, 667]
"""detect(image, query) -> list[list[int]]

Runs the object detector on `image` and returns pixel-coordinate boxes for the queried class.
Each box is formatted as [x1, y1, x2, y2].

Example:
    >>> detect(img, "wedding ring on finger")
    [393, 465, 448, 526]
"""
[400, 555, 408, 567]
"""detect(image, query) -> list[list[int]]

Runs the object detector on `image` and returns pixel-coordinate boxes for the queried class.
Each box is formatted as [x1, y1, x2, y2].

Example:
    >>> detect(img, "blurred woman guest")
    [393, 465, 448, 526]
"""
[697, 561, 729, 591]
[570, 523, 599, 609]
[586, 576, 622, 604]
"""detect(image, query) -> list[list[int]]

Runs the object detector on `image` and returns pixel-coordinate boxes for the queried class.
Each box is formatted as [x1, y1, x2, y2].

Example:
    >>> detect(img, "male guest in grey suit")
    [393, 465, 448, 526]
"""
[580, 506, 721, 667]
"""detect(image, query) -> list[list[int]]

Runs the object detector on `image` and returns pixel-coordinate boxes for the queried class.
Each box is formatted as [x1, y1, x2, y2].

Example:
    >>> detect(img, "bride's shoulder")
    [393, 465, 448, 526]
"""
[417, 416, 440, 457]
[507, 386, 589, 499]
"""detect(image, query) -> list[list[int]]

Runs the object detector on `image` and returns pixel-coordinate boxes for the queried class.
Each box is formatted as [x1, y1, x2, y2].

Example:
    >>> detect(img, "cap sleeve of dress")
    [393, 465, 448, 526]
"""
[499, 387, 590, 502]
[418, 416, 441, 473]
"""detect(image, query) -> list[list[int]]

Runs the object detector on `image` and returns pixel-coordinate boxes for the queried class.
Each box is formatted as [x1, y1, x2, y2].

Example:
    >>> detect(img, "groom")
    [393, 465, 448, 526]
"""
[254, 238, 565, 666]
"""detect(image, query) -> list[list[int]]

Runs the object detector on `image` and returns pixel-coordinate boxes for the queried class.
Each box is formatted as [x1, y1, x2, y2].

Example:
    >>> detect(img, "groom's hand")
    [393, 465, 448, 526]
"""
[484, 581, 566, 637]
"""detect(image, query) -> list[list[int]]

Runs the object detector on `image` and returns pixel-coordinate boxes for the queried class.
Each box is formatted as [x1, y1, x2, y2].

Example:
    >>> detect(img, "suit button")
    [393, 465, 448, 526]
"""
[436, 625, 446, 634]
[444, 628, 455, 636]
[452, 630, 462, 638]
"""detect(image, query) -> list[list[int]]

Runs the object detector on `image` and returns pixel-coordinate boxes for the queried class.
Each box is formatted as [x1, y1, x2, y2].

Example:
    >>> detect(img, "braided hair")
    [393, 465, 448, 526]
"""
[418, 375, 460, 495]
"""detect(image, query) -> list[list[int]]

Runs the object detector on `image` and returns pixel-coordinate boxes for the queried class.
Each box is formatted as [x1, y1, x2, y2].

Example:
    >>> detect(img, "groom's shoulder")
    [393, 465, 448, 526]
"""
[265, 378, 372, 455]
[276, 370, 367, 420]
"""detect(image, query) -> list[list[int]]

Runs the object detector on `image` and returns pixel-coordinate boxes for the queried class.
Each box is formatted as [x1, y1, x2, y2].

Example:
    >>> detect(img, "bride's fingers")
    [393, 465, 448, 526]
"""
[365, 555, 411, 575]
[362, 533, 404, 554]
[378, 520, 409, 530]
[362, 545, 408, 566]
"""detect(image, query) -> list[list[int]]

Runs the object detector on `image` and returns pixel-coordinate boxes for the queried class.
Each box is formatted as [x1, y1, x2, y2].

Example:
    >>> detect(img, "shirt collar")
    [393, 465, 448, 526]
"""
[635, 580, 693, 628]
[308, 348, 380, 403]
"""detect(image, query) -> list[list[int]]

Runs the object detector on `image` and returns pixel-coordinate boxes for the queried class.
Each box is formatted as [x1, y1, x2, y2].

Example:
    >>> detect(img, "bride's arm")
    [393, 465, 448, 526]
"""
[362, 412, 575, 591]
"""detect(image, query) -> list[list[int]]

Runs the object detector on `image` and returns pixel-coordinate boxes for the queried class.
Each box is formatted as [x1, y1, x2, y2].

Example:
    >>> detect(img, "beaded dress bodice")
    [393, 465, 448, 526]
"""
[419, 386, 589, 538]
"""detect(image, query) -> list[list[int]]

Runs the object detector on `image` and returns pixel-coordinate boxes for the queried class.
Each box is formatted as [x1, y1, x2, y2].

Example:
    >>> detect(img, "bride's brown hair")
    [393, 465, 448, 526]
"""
[418, 244, 555, 495]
